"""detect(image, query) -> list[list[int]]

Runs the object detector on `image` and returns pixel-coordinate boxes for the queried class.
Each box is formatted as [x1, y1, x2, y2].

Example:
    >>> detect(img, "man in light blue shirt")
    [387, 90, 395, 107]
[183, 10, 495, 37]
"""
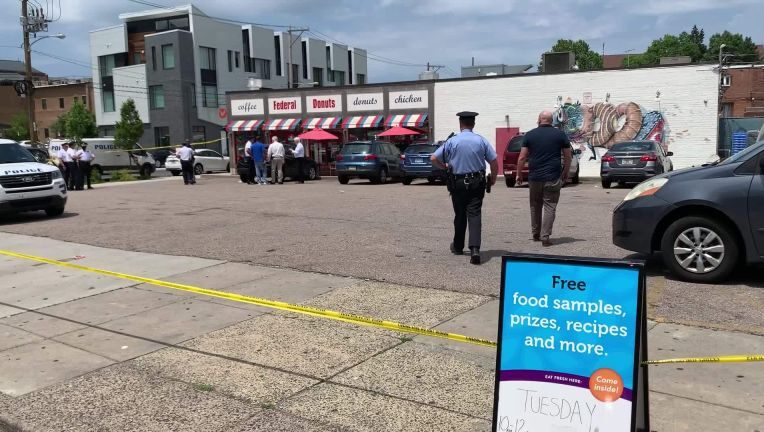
[432, 111, 498, 265]
[251, 135, 267, 185]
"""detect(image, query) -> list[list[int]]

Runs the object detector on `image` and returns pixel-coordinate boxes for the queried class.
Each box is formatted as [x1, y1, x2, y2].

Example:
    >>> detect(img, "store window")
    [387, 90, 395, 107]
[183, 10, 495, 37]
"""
[149, 85, 165, 109]
[162, 44, 175, 69]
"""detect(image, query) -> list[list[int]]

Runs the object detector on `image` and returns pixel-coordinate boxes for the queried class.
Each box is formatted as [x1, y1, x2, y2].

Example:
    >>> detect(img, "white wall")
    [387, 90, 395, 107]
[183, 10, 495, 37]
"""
[434, 65, 719, 175]
[111, 65, 149, 125]
[352, 48, 368, 82]
[90, 25, 127, 126]
[247, 25, 282, 88]
[307, 38, 326, 85]
[330, 43, 349, 85]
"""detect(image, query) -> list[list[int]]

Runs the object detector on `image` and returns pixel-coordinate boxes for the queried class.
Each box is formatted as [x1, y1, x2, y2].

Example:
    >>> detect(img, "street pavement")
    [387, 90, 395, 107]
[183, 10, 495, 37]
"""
[0, 176, 762, 431]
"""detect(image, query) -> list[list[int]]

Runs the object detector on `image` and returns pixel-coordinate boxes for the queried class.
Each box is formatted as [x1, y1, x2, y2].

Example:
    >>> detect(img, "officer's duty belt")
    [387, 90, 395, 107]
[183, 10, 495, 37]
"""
[453, 171, 485, 179]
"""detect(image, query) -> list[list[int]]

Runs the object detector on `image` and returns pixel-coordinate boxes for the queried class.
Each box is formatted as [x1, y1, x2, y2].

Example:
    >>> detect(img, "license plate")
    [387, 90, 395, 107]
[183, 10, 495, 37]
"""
[414, 158, 424, 164]
[620, 159, 635, 165]
[348, 166, 356, 171]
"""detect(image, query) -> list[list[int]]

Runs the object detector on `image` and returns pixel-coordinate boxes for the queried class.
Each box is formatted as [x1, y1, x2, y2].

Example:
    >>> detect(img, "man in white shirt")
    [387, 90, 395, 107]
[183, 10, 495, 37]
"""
[293, 137, 306, 184]
[177, 140, 196, 185]
[75, 142, 96, 190]
[57, 142, 77, 190]
[267, 136, 286, 185]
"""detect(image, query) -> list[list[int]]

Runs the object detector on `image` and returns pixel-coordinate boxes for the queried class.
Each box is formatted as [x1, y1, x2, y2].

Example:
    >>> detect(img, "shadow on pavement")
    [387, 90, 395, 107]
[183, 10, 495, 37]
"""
[626, 252, 764, 288]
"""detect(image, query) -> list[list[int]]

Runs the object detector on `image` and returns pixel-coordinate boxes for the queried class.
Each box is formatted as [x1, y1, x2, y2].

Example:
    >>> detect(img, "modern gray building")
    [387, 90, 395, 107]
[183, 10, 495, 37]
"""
[89, 4, 368, 151]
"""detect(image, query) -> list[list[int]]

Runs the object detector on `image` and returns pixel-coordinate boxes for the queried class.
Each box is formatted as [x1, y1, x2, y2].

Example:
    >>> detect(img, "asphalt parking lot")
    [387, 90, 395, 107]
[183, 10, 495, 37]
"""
[0, 175, 761, 334]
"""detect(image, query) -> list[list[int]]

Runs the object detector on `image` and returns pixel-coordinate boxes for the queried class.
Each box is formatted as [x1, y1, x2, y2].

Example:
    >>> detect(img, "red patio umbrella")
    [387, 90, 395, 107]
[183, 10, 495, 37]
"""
[377, 126, 421, 137]
[298, 128, 339, 141]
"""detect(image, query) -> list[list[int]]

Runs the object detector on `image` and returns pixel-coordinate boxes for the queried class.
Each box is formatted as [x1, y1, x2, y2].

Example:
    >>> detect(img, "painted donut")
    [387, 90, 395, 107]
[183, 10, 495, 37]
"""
[605, 102, 643, 147]
[591, 103, 617, 147]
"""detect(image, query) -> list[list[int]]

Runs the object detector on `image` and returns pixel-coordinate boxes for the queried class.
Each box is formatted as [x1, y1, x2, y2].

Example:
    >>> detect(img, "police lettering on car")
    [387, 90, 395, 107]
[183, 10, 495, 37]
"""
[431, 111, 498, 265]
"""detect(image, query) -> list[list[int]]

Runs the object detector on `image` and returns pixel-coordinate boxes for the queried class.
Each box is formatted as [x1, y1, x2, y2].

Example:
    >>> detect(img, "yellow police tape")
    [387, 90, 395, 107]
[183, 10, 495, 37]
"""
[0, 250, 496, 348]
[2, 249, 763, 364]
[100, 138, 223, 154]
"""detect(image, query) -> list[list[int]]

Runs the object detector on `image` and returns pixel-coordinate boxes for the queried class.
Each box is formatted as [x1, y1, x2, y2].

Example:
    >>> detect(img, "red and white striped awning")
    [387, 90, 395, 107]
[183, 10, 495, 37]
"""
[385, 113, 428, 128]
[302, 117, 342, 130]
[341, 115, 384, 129]
[264, 118, 301, 130]
[225, 119, 264, 132]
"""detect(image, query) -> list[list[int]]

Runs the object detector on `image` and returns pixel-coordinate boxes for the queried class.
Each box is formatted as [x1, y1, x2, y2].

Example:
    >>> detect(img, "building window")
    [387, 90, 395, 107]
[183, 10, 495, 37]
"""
[202, 84, 218, 107]
[154, 126, 170, 147]
[348, 50, 353, 84]
[162, 44, 175, 69]
[149, 85, 165, 109]
[274, 36, 282, 76]
[191, 84, 196, 107]
[334, 70, 345, 85]
[41, 98, 47, 110]
[99, 55, 116, 77]
[326, 46, 333, 82]
[235, 51, 240, 68]
[72, 96, 78, 106]
[199, 46, 216, 70]
[151, 46, 157, 70]
[356, 73, 365, 85]
[133, 52, 142, 65]
[227, 50, 233, 72]
[102, 90, 115, 112]
[43, 128, 49, 139]
[721, 75, 731, 87]
[253, 58, 271, 79]
[59, 97, 65, 109]
[301, 41, 308, 79]
[82, 95, 87, 106]
[292, 64, 299, 88]
[313, 67, 323, 86]
[192, 125, 205, 141]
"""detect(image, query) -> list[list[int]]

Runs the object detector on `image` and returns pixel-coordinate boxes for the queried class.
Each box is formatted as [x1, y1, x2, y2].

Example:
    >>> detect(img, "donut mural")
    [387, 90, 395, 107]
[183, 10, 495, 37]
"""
[553, 99, 667, 159]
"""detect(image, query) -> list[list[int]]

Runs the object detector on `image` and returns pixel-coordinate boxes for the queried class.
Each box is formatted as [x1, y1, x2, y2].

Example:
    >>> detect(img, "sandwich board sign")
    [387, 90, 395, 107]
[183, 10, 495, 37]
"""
[493, 254, 649, 432]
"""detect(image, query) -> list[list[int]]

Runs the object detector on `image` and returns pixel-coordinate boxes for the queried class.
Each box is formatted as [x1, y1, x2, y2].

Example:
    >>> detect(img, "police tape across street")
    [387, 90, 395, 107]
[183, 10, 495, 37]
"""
[0, 249, 761, 366]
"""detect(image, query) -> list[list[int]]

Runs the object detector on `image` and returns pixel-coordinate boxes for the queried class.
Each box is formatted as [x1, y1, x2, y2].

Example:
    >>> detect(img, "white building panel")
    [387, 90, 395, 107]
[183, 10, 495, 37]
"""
[107, 65, 149, 125]
[434, 65, 719, 175]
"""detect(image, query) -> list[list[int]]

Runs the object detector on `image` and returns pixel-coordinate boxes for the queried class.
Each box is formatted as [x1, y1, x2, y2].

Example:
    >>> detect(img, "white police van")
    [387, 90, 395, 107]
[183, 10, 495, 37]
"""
[0, 139, 67, 217]
[48, 138, 156, 178]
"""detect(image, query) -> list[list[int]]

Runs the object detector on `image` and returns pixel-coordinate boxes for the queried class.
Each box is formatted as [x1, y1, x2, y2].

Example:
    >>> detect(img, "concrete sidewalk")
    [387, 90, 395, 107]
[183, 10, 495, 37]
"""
[0, 234, 761, 431]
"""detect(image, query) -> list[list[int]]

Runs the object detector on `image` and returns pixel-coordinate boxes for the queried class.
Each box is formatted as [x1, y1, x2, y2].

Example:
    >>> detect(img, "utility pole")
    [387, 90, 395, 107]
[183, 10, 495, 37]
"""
[286, 26, 309, 89]
[20, 0, 49, 143]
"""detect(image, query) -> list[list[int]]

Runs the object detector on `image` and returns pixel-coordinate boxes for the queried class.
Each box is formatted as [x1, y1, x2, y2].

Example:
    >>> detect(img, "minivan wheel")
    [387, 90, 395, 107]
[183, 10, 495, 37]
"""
[140, 164, 153, 178]
[338, 175, 350, 185]
[601, 179, 612, 189]
[505, 176, 516, 188]
[402, 176, 413, 185]
[308, 166, 317, 180]
[45, 206, 65, 217]
[660, 216, 739, 283]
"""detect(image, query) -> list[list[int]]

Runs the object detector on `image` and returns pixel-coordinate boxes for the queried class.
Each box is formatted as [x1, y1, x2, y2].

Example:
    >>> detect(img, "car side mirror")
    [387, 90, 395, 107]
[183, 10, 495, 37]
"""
[667, 151, 674, 156]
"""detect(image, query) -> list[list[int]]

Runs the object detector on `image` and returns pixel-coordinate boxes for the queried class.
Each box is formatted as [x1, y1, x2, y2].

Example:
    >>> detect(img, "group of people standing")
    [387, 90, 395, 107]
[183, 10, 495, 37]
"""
[242, 134, 306, 185]
[432, 109, 572, 265]
[56, 141, 95, 191]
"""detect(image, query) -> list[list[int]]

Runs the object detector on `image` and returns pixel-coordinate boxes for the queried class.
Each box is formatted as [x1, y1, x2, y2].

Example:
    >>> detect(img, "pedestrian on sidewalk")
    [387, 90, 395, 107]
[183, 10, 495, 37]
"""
[251, 134, 267, 185]
[293, 137, 305, 183]
[177, 140, 196, 185]
[431, 111, 498, 265]
[267, 136, 285, 185]
[75, 142, 95, 190]
[515, 110, 572, 247]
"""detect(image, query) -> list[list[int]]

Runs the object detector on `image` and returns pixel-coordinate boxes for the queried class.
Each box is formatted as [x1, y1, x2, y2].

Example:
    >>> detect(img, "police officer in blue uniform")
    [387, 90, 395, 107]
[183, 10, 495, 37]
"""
[431, 111, 498, 265]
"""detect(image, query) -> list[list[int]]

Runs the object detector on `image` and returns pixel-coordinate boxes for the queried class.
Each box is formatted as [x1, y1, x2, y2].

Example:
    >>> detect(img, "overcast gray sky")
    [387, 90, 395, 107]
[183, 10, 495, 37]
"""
[1, 0, 762, 82]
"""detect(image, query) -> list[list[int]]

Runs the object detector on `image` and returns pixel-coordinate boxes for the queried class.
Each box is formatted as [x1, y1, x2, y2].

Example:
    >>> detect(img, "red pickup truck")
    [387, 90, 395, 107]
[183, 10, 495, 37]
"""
[502, 133, 581, 187]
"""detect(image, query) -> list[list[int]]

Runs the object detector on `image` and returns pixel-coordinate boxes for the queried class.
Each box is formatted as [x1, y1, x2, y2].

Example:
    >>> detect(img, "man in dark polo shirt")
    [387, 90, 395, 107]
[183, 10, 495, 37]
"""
[516, 111, 572, 247]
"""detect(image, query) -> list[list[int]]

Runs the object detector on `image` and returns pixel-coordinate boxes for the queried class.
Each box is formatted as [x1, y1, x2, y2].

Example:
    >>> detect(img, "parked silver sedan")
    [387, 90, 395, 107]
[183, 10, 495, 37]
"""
[600, 140, 672, 188]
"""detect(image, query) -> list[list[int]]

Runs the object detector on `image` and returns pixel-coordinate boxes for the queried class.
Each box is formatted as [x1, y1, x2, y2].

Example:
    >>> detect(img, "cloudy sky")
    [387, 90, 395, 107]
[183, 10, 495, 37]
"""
[1, 0, 762, 82]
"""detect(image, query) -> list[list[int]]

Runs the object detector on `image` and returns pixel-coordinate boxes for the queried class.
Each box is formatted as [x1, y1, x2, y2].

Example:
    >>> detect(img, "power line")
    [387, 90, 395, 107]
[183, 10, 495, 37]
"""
[124, 0, 292, 29]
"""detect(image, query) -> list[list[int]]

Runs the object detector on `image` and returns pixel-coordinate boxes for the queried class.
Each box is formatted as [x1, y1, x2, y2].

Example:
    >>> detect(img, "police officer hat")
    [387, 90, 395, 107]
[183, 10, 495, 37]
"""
[456, 111, 479, 122]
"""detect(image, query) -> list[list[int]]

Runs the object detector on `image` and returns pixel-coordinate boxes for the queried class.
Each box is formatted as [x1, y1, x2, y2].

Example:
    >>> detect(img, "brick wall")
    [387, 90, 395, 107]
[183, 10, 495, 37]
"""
[34, 82, 95, 140]
[434, 64, 719, 176]
[0, 88, 25, 132]
[722, 67, 764, 118]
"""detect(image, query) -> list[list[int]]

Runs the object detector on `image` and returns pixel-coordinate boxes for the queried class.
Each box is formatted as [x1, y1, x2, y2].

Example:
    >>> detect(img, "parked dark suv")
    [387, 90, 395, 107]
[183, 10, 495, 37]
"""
[400, 143, 446, 185]
[601, 140, 673, 188]
[335, 141, 402, 184]
[613, 140, 764, 283]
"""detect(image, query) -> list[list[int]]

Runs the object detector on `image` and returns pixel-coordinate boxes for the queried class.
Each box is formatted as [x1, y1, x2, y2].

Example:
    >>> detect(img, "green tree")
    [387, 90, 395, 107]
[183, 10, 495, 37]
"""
[65, 100, 97, 143]
[114, 98, 144, 151]
[541, 39, 603, 71]
[689, 25, 707, 59]
[50, 112, 69, 138]
[705, 31, 760, 62]
[624, 31, 704, 68]
[5, 113, 29, 141]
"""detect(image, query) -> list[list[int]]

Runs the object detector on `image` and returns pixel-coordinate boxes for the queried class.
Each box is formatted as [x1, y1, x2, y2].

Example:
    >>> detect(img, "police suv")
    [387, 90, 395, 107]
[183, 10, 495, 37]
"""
[0, 139, 67, 217]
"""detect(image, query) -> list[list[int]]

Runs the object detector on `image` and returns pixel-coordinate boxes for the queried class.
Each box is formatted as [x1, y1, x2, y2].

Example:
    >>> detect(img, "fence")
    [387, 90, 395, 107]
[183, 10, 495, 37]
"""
[718, 118, 764, 159]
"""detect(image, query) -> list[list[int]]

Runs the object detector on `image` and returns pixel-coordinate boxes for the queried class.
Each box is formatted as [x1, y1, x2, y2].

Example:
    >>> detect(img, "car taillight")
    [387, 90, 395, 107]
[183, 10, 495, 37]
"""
[601, 154, 615, 162]
[400, 154, 405, 160]
[364, 154, 377, 161]
[640, 153, 658, 162]
[335, 154, 344, 161]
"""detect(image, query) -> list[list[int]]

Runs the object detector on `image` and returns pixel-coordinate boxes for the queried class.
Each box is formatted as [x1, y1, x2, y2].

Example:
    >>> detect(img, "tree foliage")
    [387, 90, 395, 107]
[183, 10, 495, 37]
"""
[114, 98, 144, 151]
[541, 39, 603, 71]
[50, 113, 69, 138]
[705, 31, 760, 62]
[62, 100, 97, 143]
[5, 114, 29, 141]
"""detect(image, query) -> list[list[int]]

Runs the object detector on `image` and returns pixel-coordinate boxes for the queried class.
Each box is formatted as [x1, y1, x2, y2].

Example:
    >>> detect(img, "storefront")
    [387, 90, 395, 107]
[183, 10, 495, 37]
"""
[225, 81, 435, 175]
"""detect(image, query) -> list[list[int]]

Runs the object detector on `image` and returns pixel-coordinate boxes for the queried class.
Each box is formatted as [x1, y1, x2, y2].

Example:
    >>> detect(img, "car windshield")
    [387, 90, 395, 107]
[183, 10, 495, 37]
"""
[406, 145, 437, 154]
[341, 143, 372, 154]
[720, 140, 764, 165]
[507, 136, 524, 152]
[610, 141, 654, 152]
[0, 143, 37, 164]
